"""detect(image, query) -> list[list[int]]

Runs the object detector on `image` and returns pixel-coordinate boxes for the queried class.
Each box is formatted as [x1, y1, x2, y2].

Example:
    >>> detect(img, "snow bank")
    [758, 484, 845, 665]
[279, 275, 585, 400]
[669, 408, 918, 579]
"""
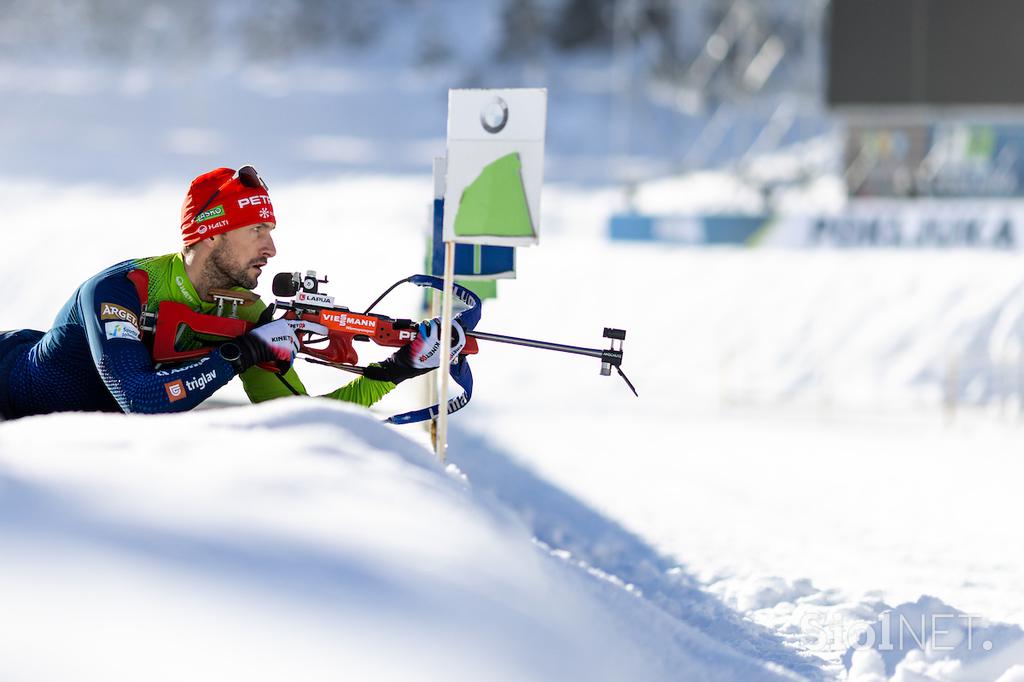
[0, 399, 793, 682]
[842, 596, 1024, 682]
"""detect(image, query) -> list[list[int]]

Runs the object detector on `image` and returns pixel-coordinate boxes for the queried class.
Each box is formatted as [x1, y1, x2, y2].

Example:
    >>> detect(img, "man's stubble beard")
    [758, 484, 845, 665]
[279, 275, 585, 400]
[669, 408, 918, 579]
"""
[206, 239, 258, 290]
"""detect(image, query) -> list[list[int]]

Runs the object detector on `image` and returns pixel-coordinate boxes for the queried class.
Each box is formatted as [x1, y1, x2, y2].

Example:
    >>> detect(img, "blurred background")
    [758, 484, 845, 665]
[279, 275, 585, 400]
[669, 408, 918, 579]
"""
[0, 0, 833, 185]
[7, 0, 1024, 191]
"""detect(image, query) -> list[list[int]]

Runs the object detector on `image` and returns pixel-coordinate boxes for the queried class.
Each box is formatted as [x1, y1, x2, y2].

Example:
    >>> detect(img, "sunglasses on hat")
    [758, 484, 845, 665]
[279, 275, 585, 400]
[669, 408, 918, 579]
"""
[192, 165, 269, 223]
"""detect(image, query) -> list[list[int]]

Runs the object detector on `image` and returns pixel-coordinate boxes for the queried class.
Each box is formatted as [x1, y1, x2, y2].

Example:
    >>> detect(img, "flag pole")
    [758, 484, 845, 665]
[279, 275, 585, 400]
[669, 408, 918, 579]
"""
[428, 158, 445, 452]
[436, 238, 455, 463]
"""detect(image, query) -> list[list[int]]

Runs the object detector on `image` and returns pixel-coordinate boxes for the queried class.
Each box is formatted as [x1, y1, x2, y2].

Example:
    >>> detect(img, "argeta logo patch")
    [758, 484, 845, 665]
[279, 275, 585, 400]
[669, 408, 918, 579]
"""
[100, 303, 139, 327]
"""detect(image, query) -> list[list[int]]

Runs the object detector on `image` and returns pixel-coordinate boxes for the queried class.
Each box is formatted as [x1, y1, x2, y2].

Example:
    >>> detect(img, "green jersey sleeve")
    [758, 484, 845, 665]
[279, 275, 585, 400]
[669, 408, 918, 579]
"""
[322, 377, 396, 407]
[240, 365, 395, 409]
[240, 364, 309, 402]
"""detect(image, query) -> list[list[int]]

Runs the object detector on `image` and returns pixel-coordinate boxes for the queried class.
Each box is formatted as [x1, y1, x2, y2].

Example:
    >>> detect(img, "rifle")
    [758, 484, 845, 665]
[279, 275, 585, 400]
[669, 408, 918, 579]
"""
[143, 270, 636, 422]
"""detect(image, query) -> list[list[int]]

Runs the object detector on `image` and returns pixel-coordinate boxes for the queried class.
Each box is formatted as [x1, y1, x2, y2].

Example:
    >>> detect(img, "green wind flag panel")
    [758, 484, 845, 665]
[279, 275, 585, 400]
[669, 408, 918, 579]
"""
[453, 153, 535, 240]
[456, 279, 498, 300]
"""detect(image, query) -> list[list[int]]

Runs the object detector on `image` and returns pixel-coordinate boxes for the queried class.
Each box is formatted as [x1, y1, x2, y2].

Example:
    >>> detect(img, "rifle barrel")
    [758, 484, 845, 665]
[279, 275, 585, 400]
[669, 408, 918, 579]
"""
[467, 330, 606, 360]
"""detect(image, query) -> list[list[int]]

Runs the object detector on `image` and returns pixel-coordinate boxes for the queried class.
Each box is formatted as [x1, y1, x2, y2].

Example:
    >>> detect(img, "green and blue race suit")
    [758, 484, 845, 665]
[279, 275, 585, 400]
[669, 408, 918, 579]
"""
[0, 253, 395, 418]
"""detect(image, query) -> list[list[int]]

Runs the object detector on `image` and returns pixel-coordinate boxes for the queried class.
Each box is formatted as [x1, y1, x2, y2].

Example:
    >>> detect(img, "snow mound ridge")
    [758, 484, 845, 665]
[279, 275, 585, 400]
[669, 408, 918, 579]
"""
[0, 399, 793, 682]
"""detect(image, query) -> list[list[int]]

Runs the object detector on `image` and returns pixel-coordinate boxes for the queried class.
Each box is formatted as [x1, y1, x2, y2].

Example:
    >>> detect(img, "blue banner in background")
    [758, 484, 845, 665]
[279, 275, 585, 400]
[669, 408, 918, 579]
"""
[609, 200, 1024, 249]
[610, 214, 768, 245]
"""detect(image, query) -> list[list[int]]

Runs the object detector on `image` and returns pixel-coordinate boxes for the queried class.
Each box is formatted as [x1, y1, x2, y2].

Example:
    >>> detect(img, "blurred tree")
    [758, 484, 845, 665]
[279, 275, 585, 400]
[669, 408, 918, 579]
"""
[0, 0, 822, 103]
[238, 0, 389, 60]
[497, 0, 550, 60]
[550, 0, 615, 50]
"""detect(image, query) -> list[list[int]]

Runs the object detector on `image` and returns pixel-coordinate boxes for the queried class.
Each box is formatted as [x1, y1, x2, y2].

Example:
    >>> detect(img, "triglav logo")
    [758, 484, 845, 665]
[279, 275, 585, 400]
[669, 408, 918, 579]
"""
[164, 379, 187, 402]
[184, 370, 217, 392]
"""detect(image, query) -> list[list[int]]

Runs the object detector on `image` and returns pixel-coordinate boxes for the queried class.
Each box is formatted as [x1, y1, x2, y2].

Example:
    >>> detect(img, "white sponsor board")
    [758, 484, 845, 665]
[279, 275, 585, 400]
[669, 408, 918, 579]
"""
[443, 88, 547, 246]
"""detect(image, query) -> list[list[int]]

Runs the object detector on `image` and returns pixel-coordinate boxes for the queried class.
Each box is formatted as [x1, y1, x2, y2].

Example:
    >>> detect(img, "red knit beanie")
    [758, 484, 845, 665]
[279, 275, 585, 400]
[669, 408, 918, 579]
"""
[180, 167, 276, 246]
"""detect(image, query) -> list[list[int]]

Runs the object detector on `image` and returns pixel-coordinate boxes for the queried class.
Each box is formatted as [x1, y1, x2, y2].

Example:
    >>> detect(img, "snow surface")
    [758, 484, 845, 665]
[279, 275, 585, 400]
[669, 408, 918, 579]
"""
[451, 198, 1024, 680]
[0, 400, 797, 682]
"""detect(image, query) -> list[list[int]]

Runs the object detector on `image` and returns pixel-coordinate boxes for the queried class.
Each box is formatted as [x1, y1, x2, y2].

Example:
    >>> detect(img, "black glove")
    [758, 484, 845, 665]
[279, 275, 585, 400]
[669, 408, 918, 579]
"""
[219, 334, 277, 374]
[364, 318, 466, 384]
[220, 317, 328, 373]
[363, 357, 432, 385]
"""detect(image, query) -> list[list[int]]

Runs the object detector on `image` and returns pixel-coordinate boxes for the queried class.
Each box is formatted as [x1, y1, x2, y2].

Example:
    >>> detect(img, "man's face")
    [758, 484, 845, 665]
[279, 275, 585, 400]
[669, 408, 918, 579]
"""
[209, 222, 276, 290]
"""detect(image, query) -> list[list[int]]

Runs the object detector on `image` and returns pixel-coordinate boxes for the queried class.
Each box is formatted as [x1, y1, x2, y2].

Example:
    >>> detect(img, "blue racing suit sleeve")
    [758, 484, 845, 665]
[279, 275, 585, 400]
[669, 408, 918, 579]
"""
[80, 271, 238, 413]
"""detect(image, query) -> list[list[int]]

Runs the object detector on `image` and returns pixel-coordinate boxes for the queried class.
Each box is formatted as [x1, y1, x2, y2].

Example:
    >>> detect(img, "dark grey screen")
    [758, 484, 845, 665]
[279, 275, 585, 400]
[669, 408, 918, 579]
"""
[828, 0, 1024, 106]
